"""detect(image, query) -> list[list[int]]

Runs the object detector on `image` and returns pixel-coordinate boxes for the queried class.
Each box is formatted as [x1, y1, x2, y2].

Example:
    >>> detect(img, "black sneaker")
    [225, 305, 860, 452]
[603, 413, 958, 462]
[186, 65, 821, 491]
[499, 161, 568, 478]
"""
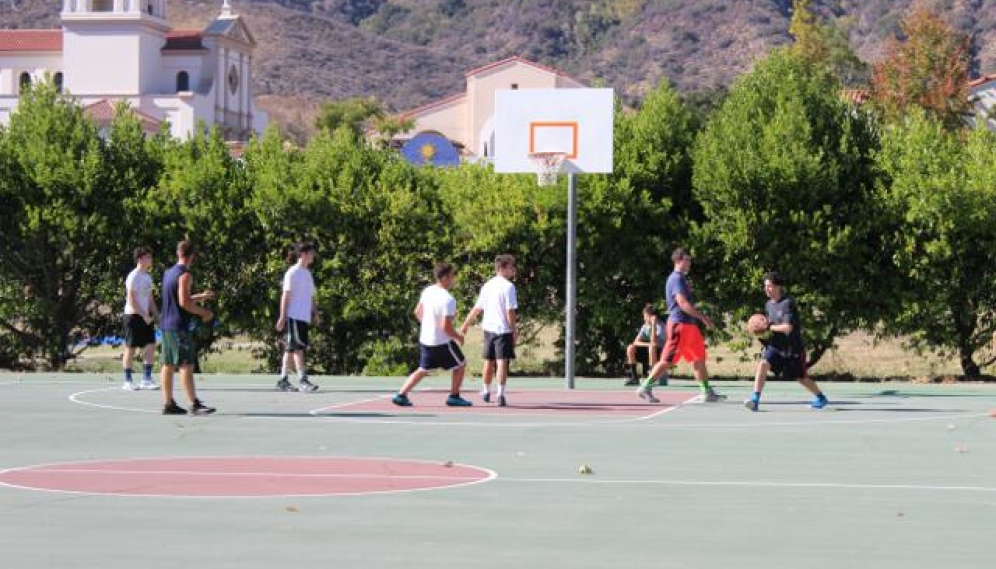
[392, 393, 413, 407]
[498, 395, 507, 407]
[276, 377, 295, 392]
[298, 378, 319, 392]
[163, 400, 187, 415]
[191, 399, 216, 415]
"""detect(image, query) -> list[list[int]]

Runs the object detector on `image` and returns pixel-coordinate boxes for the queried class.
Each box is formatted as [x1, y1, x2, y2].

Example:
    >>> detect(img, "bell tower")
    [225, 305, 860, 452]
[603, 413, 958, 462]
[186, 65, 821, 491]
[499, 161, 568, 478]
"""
[60, 0, 171, 95]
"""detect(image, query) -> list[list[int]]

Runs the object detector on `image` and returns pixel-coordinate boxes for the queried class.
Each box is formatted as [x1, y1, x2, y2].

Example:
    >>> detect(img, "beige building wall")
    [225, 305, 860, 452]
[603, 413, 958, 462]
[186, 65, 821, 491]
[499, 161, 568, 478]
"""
[401, 57, 585, 161]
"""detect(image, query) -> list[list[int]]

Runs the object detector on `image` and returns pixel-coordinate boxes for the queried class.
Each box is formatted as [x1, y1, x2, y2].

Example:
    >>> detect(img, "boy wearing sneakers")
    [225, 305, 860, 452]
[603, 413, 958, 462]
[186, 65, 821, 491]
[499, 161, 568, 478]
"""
[638, 248, 725, 404]
[744, 272, 828, 412]
[275, 242, 319, 393]
[160, 241, 216, 415]
[460, 254, 518, 407]
[122, 247, 159, 390]
[624, 304, 665, 386]
[392, 262, 472, 408]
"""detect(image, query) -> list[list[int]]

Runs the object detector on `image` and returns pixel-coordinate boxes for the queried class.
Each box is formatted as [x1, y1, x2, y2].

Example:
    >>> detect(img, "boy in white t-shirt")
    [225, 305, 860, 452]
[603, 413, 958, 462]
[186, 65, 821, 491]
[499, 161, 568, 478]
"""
[122, 247, 160, 390]
[460, 254, 518, 407]
[275, 242, 319, 392]
[392, 262, 472, 407]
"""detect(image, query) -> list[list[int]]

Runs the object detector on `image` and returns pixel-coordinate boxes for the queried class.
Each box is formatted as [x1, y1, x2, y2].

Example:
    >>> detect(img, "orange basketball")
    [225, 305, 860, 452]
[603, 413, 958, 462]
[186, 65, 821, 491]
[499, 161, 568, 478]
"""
[747, 313, 769, 334]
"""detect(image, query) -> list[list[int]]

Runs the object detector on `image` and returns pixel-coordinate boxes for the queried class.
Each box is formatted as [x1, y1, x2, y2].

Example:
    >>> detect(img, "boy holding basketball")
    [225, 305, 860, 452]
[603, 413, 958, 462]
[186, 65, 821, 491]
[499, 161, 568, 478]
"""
[744, 272, 828, 411]
[392, 262, 472, 408]
[638, 248, 725, 403]
[460, 254, 518, 407]
[160, 240, 216, 415]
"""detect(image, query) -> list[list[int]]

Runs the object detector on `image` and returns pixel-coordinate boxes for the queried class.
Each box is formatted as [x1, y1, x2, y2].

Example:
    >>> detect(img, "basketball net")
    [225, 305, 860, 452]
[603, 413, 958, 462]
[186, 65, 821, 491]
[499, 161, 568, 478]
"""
[528, 152, 566, 186]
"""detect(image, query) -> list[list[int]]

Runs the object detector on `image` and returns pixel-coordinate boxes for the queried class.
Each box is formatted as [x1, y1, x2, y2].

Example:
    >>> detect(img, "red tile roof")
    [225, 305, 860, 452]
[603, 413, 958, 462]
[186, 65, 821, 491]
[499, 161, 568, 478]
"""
[163, 29, 205, 51]
[0, 30, 62, 52]
[84, 99, 161, 133]
[968, 74, 996, 88]
[400, 92, 466, 118]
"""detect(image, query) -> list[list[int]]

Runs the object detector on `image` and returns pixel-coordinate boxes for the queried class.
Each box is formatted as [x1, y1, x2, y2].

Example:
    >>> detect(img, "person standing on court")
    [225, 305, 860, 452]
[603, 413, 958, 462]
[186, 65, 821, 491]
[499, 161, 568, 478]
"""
[460, 254, 518, 407]
[392, 262, 473, 408]
[744, 271, 828, 412]
[122, 247, 160, 391]
[160, 240, 216, 415]
[275, 241, 319, 393]
[638, 247, 726, 404]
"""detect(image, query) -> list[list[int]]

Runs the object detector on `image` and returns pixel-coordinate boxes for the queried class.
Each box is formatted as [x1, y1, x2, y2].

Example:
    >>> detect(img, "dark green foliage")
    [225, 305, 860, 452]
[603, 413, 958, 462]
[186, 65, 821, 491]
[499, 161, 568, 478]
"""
[692, 49, 884, 368]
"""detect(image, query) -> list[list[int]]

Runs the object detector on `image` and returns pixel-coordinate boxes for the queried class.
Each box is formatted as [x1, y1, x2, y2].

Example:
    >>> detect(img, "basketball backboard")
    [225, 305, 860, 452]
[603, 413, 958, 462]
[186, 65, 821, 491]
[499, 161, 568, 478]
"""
[493, 88, 614, 174]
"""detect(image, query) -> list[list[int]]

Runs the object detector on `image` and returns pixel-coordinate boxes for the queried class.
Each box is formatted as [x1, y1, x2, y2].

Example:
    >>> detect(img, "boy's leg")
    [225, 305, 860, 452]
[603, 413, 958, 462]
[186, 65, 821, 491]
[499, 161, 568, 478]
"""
[694, 359, 725, 401]
[140, 343, 158, 388]
[122, 346, 136, 387]
[450, 365, 466, 394]
[398, 369, 428, 395]
[161, 364, 174, 405]
[180, 364, 198, 405]
[745, 360, 770, 411]
[481, 360, 495, 394]
[293, 351, 306, 377]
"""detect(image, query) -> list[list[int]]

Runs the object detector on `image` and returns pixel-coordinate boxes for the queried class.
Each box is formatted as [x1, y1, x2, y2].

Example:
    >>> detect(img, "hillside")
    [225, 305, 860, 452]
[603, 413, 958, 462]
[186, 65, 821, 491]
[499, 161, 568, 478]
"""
[4, 0, 996, 133]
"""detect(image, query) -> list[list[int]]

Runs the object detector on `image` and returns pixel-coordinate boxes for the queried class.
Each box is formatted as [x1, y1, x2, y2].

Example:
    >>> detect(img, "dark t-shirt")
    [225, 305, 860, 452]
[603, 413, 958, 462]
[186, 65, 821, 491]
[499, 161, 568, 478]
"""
[766, 296, 804, 355]
[161, 263, 191, 332]
[665, 271, 697, 324]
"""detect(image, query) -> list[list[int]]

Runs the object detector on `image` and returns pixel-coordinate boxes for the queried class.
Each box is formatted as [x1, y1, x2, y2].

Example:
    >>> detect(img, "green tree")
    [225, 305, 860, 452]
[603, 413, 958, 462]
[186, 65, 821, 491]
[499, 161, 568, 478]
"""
[570, 80, 698, 374]
[876, 110, 996, 377]
[692, 49, 884, 368]
[871, 7, 972, 130]
[789, 0, 869, 87]
[0, 80, 125, 368]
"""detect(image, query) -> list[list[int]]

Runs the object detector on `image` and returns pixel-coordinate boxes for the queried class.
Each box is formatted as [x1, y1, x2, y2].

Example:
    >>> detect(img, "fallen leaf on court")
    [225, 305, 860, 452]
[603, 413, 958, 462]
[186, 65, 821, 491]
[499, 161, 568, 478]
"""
[947, 424, 956, 431]
[442, 461, 453, 468]
[897, 512, 905, 518]
[286, 506, 298, 513]
[989, 409, 996, 418]
[954, 445, 969, 454]
[578, 464, 593, 475]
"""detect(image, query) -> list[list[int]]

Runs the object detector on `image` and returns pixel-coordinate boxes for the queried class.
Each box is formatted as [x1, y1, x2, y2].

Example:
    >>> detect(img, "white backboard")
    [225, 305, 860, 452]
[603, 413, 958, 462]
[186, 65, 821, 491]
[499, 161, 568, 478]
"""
[493, 88, 614, 174]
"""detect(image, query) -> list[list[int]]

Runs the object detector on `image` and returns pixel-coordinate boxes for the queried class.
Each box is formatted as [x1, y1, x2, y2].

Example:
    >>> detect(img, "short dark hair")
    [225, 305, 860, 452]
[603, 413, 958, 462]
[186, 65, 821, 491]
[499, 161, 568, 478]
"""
[764, 271, 785, 287]
[642, 303, 657, 317]
[295, 241, 317, 255]
[495, 254, 516, 271]
[177, 240, 195, 259]
[133, 247, 152, 262]
[671, 247, 690, 263]
[433, 262, 454, 281]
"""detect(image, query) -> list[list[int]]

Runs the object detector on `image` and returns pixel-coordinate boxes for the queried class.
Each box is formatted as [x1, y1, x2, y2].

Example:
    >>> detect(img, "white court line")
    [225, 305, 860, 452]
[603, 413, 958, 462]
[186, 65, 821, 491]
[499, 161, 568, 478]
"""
[69, 387, 160, 414]
[495, 477, 996, 493]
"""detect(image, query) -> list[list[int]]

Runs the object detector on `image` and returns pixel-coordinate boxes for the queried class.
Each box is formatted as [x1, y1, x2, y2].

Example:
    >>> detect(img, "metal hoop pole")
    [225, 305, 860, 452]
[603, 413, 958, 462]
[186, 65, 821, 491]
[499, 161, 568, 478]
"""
[565, 172, 577, 389]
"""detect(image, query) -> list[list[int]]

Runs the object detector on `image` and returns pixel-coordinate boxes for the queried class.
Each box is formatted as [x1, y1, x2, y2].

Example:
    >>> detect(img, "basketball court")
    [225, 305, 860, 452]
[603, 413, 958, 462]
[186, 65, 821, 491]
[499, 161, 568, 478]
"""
[1, 373, 993, 568]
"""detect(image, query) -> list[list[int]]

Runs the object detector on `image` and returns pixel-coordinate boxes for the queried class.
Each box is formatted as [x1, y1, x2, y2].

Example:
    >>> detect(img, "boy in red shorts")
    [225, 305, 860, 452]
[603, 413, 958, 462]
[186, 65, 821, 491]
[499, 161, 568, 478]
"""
[637, 248, 725, 404]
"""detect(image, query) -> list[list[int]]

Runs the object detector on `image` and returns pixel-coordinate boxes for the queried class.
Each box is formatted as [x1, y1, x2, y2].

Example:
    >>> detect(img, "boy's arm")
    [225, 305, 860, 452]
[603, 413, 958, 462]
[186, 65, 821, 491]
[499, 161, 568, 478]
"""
[507, 308, 517, 344]
[443, 315, 464, 345]
[414, 302, 424, 322]
[179, 273, 212, 322]
[459, 306, 482, 335]
[675, 293, 713, 329]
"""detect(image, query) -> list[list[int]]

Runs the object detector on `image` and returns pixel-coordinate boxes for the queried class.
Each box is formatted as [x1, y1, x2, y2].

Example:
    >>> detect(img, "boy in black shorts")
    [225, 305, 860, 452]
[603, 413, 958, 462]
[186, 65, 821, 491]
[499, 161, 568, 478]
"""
[392, 262, 472, 407]
[122, 247, 159, 390]
[745, 271, 828, 412]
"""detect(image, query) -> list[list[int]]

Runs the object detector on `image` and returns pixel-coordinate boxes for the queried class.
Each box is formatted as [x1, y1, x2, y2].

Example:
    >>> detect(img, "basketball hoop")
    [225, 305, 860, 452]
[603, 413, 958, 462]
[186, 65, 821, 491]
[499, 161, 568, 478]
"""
[528, 152, 566, 186]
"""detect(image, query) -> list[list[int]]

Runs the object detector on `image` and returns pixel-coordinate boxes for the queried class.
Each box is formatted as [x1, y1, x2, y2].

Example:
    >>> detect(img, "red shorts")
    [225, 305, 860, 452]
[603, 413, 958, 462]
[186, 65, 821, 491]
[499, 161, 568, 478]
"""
[660, 321, 707, 364]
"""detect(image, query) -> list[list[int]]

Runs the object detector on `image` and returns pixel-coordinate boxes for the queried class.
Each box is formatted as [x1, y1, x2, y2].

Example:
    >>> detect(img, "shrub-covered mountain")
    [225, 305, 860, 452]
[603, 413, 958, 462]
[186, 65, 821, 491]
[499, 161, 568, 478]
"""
[4, 0, 996, 122]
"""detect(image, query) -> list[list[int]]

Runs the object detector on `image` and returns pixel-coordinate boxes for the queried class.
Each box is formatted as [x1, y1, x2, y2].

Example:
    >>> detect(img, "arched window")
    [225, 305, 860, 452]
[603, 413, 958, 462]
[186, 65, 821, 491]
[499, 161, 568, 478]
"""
[176, 71, 189, 92]
[93, 0, 113, 12]
[19, 72, 31, 93]
[54, 72, 64, 93]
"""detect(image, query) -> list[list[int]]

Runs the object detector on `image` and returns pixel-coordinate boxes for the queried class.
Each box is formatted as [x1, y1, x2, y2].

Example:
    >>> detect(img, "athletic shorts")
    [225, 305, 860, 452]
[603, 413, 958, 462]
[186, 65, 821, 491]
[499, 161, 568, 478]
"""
[123, 314, 155, 348]
[161, 330, 197, 367]
[285, 318, 310, 352]
[660, 321, 707, 365]
[762, 346, 806, 379]
[482, 331, 516, 361]
[418, 341, 466, 371]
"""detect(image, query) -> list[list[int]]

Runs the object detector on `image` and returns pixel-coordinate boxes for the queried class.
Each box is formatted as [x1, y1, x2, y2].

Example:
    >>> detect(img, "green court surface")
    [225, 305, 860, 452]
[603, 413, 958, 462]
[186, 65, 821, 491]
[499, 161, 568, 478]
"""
[1, 373, 993, 568]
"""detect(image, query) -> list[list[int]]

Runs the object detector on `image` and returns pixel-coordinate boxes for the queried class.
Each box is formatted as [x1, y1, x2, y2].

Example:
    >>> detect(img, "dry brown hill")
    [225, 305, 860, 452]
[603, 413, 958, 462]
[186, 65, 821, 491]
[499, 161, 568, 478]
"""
[4, 0, 996, 135]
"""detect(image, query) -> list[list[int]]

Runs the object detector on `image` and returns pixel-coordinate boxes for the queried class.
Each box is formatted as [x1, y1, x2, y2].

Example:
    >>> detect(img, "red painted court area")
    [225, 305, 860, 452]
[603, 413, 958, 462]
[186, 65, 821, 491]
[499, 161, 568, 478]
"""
[0, 457, 493, 497]
[319, 389, 698, 418]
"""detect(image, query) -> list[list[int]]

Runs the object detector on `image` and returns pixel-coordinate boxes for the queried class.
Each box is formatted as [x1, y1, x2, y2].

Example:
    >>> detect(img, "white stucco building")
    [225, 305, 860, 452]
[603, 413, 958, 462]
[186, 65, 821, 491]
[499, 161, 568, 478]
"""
[0, 0, 266, 140]
[399, 56, 585, 161]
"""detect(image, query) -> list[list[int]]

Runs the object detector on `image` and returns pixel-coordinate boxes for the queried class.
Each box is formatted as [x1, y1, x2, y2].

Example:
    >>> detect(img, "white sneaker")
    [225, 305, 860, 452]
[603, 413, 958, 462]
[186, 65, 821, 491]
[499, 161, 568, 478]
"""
[139, 380, 160, 391]
[122, 380, 138, 391]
